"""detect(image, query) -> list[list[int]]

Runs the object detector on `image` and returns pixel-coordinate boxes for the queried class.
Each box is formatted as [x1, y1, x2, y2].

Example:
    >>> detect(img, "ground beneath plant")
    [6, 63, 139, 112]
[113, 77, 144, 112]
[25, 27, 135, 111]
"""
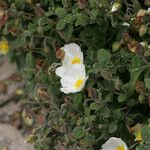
[0, 57, 34, 150]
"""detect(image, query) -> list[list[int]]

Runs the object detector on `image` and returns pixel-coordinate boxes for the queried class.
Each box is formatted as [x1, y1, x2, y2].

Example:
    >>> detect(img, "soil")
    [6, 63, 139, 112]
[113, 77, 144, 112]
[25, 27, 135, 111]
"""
[0, 57, 34, 150]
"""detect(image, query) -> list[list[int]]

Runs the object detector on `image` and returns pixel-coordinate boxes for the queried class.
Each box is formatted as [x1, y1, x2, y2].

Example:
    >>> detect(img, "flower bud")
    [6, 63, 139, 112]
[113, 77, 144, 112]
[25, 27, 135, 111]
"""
[127, 40, 139, 53]
[112, 41, 120, 52]
[24, 134, 38, 143]
[111, 2, 121, 13]
[0, 0, 8, 9]
[137, 9, 147, 17]
[34, 4, 45, 17]
[121, 32, 132, 44]
[37, 88, 49, 100]
[0, 8, 5, 18]
[22, 110, 33, 126]
[56, 49, 65, 60]
[0, 13, 8, 28]
[36, 59, 45, 70]
[145, 0, 150, 7]
[135, 81, 145, 94]
[139, 25, 147, 36]
[114, 78, 123, 91]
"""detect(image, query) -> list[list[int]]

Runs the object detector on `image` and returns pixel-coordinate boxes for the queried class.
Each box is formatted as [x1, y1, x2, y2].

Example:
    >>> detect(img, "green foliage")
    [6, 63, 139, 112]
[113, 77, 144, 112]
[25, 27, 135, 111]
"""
[1, 0, 150, 149]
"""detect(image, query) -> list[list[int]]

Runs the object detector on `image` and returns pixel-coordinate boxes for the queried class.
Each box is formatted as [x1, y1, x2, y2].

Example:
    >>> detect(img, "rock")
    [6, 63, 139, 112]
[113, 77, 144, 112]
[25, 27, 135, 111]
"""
[0, 123, 34, 150]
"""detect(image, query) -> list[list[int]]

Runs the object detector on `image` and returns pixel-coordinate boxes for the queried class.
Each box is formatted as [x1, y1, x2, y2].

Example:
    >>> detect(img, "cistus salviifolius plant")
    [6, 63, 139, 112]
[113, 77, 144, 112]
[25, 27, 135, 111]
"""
[0, 0, 150, 149]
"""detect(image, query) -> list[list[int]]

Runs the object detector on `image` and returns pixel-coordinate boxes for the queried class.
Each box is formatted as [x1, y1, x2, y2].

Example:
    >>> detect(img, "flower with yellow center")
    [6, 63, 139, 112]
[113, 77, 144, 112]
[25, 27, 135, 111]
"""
[135, 130, 142, 141]
[0, 37, 9, 55]
[130, 123, 143, 142]
[55, 43, 83, 77]
[60, 64, 88, 94]
[101, 137, 128, 150]
[116, 145, 125, 150]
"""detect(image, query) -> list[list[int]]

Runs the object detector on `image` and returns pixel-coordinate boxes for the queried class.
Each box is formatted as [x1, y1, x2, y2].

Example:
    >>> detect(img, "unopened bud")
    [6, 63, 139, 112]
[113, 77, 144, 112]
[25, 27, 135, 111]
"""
[15, 89, 24, 96]
[36, 59, 45, 70]
[34, 4, 45, 17]
[115, 78, 123, 91]
[127, 40, 139, 53]
[138, 94, 146, 104]
[0, 8, 5, 18]
[0, 0, 8, 9]
[22, 110, 33, 126]
[121, 32, 132, 44]
[139, 25, 147, 36]
[56, 49, 65, 60]
[145, 0, 150, 6]
[78, 0, 86, 9]
[112, 41, 120, 52]
[37, 88, 49, 100]
[137, 9, 147, 17]
[111, 2, 121, 13]
[135, 81, 145, 94]
[24, 134, 38, 143]
[0, 13, 8, 28]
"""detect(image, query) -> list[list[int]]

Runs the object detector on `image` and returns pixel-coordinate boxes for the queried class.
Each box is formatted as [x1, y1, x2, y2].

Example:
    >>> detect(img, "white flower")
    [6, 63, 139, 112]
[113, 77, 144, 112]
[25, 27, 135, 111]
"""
[55, 43, 83, 77]
[60, 64, 88, 94]
[61, 43, 83, 66]
[101, 137, 128, 150]
[147, 8, 150, 14]
[111, 2, 121, 13]
[122, 22, 130, 27]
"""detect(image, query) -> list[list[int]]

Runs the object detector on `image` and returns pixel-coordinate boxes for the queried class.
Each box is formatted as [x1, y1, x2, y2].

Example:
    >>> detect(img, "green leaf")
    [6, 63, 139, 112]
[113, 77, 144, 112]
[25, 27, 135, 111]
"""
[90, 9, 99, 18]
[26, 52, 35, 69]
[73, 126, 85, 140]
[113, 109, 122, 120]
[63, 24, 73, 40]
[142, 126, 150, 144]
[100, 106, 110, 118]
[118, 93, 127, 102]
[108, 122, 118, 133]
[90, 102, 100, 111]
[73, 93, 83, 109]
[84, 115, 96, 124]
[56, 19, 66, 30]
[97, 49, 111, 65]
[144, 78, 150, 89]
[79, 133, 95, 148]
[76, 13, 89, 26]
[88, 0, 97, 7]
[55, 7, 67, 19]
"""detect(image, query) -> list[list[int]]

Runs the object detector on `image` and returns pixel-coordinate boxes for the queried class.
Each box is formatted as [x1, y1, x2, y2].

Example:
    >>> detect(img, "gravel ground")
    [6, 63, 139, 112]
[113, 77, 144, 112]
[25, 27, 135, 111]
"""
[0, 57, 34, 150]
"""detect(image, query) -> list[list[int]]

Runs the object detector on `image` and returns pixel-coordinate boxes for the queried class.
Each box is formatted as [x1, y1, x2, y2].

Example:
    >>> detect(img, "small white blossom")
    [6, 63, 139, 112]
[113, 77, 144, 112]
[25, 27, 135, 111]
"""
[147, 7, 150, 14]
[111, 2, 121, 13]
[122, 22, 130, 27]
[60, 64, 88, 94]
[55, 43, 83, 77]
[101, 137, 128, 150]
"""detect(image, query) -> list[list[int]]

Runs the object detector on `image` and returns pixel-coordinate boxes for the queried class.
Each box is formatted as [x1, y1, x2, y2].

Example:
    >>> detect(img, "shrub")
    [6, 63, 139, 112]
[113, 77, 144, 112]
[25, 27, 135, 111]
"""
[0, 0, 150, 149]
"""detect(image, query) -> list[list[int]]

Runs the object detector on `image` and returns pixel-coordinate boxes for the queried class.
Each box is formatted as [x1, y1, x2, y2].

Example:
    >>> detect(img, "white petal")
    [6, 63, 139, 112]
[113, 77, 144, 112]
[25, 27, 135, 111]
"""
[101, 137, 128, 150]
[55, 66, 66, 77]
[60, 76, 75, 88]
[147, 7, 150, 14]
[60, 88, 71, 94]
[61, 43, 83, 66]
[63, 64, 86, 79]
[122, 22, 130, 27]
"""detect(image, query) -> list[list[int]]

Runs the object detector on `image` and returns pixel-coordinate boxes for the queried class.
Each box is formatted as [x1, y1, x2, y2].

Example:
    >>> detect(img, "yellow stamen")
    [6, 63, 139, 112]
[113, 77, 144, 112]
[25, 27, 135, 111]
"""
[135, 130, 142, 141]
[74, 79, 83, 89]
[0, 38, 9, 55]
[71, 57, 81, 64]
[116, 145, 125, 150]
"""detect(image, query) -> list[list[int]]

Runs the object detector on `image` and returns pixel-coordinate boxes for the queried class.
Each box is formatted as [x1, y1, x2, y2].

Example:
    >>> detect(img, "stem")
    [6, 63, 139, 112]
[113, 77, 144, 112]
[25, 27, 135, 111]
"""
[128, 142, 139, 150]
